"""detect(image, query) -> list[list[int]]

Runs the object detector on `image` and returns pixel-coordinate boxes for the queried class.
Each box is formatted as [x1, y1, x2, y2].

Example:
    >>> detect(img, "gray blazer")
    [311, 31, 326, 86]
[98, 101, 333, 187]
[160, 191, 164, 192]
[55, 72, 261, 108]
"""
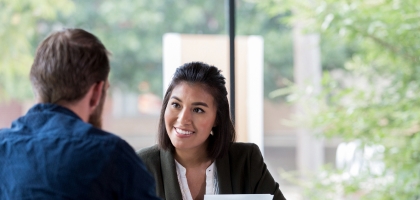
[137, 143, 287, 200]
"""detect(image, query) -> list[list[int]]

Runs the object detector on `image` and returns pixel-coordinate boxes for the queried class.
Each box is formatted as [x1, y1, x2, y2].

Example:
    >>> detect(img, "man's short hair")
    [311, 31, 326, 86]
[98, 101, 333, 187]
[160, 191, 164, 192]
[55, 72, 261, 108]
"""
[30, 28, 110, 103]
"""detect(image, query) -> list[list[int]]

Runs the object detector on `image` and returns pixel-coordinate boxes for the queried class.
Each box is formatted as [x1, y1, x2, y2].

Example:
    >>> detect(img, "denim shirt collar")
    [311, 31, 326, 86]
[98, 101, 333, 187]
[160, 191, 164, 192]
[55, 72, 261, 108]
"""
[28, 103, 81, 120]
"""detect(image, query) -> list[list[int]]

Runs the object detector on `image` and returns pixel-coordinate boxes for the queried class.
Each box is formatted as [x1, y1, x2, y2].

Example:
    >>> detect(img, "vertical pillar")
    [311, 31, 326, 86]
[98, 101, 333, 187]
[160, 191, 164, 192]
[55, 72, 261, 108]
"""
[293, 23, 324, 175]
[247, 36, 264, 155]
[227, 0, 236, 124]
[163, 33, 182, 93]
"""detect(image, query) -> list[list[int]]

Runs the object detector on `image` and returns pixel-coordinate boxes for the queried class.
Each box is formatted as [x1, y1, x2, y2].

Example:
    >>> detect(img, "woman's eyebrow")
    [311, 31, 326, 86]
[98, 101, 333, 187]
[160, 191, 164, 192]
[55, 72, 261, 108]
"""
[170, 96, 209, 107]
[192, 102, 208, 107]
[170, 96, 182, 102]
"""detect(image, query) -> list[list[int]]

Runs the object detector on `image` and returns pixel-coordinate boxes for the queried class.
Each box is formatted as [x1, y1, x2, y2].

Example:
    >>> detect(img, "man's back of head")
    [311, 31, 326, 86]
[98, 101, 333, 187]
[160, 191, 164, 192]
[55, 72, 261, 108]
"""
[0, 29, 159, 200]
[30, 28, 110, 104]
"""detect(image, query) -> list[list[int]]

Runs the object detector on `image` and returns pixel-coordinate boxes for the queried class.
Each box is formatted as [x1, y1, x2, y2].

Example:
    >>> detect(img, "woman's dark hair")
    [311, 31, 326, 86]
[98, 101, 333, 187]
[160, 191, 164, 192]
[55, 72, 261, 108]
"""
[158, 62, 236, 160]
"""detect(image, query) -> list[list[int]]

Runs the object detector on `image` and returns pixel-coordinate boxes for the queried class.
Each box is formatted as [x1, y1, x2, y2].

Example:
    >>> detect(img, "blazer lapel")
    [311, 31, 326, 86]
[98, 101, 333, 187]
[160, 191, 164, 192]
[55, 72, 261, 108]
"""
[160, 150, 183, 200]
[216, 152, 232, 194]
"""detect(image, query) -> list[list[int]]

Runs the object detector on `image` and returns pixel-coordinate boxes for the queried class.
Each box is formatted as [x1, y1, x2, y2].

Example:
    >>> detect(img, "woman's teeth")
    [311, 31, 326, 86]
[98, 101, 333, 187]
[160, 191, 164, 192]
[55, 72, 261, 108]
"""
[176, 128, 193, 135]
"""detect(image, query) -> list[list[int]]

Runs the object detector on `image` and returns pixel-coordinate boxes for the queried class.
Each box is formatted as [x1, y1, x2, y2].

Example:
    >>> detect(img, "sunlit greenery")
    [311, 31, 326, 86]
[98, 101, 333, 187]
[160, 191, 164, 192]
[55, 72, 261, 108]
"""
[0, 0, 74, 101]
[0, 0, 300, 102]
[260, 0, 420, 199]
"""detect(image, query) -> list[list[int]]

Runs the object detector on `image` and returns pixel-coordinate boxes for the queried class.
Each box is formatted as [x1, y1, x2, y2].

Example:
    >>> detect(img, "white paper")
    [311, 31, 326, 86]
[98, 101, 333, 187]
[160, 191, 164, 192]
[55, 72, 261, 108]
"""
[204, 194, 273, 200]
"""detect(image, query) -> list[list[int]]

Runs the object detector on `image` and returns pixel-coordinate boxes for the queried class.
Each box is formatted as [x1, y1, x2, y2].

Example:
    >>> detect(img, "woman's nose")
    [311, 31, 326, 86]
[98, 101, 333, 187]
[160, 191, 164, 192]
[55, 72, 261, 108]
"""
[177, 108, 192, 124]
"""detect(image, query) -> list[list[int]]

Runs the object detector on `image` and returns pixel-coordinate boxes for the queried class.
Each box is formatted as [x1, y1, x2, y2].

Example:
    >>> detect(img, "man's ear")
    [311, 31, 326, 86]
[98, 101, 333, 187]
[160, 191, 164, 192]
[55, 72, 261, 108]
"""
[89, 81, 105, 110]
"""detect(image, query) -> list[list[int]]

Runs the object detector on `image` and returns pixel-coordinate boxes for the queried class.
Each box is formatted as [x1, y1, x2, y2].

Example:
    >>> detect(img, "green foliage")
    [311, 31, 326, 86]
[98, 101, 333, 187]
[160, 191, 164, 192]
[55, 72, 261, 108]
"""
[0, 0, 74, 101]
[261, 0, 420, 199]
[239, 1, 295, 101]
[0, 0, 300, 101]
[0, 0, 298, 101]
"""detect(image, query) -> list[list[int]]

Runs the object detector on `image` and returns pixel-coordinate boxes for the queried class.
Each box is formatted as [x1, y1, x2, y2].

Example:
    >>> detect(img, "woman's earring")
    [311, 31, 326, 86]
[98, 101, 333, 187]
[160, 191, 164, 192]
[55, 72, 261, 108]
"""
[210, 130, 214, 135]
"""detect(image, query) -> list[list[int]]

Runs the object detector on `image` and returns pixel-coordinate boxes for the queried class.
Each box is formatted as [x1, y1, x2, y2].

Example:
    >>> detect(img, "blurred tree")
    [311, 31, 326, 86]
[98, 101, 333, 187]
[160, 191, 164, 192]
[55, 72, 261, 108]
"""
[260, 0, 420, 199]
[59, 0, 296, 98]
[1, 0, 300, 101]
[0, 0, 74, 101]
[55, 0, 228, 95]
[237, 1, 294, 100]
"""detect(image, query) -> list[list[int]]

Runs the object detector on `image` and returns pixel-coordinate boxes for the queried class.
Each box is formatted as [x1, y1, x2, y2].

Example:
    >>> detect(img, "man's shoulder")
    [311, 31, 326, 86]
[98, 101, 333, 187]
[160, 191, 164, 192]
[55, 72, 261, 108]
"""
[59, 129, 126, 164]
[0, 127, 11, 137]
[85, 127, 122, 143]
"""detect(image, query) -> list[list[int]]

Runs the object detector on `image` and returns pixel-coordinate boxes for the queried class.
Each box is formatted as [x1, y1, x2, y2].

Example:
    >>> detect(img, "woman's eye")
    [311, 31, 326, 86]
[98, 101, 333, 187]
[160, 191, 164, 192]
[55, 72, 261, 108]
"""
[193, 108, 204, 113]
[171, 102, 180, 108]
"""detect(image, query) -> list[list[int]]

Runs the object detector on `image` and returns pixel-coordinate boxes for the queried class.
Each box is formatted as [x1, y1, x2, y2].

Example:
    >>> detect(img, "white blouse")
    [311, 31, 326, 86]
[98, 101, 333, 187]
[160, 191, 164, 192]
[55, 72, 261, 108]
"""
[175, 160, 219, 200]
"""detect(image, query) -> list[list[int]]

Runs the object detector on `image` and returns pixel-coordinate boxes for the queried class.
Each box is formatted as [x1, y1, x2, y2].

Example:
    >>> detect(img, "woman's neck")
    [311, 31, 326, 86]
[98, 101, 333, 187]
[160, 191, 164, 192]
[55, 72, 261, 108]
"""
[174, 145, 211, 168]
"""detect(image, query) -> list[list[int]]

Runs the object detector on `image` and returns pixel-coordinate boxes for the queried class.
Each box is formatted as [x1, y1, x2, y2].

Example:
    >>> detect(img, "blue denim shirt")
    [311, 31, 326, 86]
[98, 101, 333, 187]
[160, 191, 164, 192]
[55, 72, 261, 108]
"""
[0, 104, 160, 200]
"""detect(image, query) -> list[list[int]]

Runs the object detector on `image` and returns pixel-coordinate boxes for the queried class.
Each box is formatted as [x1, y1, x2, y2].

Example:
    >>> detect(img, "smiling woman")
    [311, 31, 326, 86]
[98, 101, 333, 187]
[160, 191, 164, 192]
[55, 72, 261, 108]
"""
[165, 82, 217, 155]
[137, 62, 287, 200]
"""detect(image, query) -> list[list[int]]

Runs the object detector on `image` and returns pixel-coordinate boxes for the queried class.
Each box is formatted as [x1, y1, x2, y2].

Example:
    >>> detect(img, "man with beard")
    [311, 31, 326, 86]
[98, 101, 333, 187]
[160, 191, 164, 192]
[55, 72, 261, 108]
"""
[0, 29, 160, 200]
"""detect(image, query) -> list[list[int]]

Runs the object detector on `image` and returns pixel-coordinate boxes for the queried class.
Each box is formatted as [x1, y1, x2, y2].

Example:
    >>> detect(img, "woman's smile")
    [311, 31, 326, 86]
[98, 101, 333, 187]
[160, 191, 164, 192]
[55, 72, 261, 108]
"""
[174, 127, 194, 136]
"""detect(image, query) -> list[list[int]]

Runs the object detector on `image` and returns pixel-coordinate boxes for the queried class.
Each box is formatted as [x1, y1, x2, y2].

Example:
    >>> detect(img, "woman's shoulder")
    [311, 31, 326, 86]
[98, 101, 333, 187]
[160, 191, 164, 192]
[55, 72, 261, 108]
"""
[228, 142, 261, 157]
[229, 142, 259, 150]
[136, 144, 160, 161]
